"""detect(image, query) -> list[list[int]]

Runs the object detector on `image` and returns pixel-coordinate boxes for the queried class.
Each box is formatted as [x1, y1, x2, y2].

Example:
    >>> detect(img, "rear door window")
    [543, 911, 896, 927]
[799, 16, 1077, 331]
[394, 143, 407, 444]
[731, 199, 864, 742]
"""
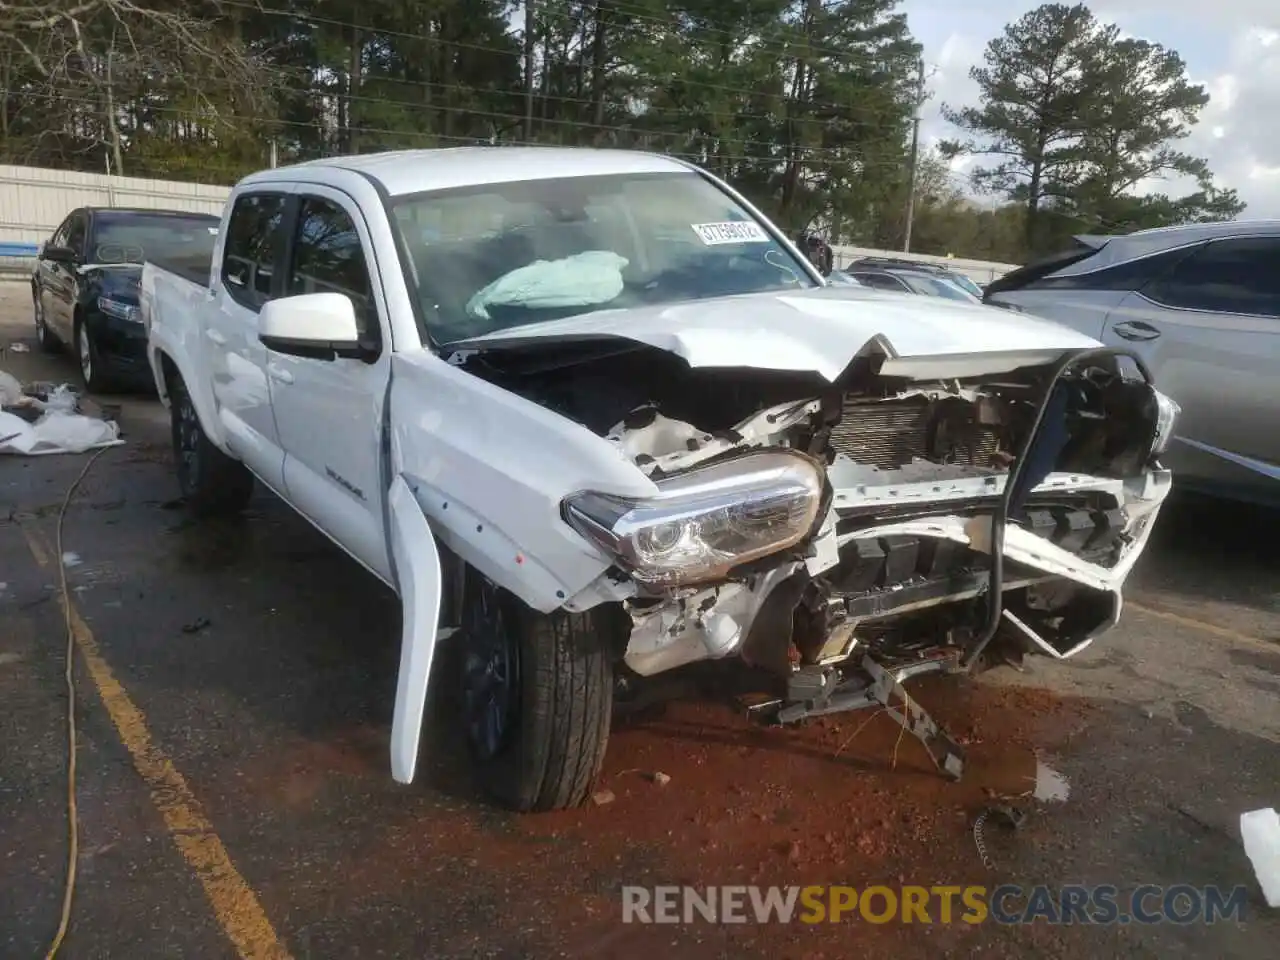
[222, 193, 288, 310]
[1144, 237, 1280, 317]
[1034, 245, 1201, 293]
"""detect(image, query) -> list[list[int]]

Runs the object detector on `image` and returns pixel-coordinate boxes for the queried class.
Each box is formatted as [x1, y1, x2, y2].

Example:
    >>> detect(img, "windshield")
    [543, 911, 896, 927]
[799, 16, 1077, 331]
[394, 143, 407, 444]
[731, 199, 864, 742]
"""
[903, 274, 975, 302]
[946, 273, 984, 297]
[388, 172, 817, 343]
[849, 271, 908, 292]
[931, 278, 980, 302]
[91, 212, 219, 265]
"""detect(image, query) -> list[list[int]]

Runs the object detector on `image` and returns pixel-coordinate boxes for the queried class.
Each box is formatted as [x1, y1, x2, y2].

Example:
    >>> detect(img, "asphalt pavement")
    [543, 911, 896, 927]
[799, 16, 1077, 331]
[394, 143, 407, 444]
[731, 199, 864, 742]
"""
[2, 282, 1279, 959]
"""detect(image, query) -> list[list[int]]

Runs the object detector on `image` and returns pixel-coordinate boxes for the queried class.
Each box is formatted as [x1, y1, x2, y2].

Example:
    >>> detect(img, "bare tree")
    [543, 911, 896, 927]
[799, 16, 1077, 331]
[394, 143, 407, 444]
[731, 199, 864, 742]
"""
[2, 0, 274, 175]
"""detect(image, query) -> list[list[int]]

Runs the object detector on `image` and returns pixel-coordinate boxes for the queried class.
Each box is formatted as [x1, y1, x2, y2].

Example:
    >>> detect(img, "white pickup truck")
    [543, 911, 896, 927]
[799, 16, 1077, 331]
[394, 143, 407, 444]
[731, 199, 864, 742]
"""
[142, 147, 1178, 811]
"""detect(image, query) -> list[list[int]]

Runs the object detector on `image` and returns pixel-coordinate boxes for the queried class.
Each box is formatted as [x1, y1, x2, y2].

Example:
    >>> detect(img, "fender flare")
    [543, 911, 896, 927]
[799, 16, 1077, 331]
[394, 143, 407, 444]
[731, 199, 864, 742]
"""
[148, 333, 228, 451]
[387, 474, 444, 784]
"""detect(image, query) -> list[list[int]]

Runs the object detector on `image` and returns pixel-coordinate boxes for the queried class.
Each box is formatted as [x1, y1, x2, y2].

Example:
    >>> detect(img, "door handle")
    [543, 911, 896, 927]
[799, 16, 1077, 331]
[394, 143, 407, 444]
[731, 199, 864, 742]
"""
[267, 362, 294, 385]
[205, 328, 227, 346]
[1111, 320, 1161, 342]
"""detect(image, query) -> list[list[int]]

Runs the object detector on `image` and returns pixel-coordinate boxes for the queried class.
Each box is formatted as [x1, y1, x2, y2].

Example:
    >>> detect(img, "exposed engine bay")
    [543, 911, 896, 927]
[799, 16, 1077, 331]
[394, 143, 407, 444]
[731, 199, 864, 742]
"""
[456, 339, 1175, 775]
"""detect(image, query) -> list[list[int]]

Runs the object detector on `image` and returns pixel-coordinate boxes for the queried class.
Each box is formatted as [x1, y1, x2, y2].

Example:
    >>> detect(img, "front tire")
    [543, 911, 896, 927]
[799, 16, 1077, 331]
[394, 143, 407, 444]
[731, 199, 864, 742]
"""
[169, 373, 255, 517]
[461, 574, 617, 811]
[74, 316, 116, 393]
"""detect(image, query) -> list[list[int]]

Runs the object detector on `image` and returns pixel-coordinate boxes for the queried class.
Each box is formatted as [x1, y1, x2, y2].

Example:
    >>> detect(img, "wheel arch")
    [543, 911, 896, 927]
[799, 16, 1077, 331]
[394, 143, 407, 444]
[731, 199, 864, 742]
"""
[151, 344, 230, 453]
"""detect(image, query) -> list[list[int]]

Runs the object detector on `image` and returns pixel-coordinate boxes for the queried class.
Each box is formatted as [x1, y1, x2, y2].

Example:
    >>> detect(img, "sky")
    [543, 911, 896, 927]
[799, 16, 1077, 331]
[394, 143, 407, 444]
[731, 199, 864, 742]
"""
[902, 0, 1280, 217]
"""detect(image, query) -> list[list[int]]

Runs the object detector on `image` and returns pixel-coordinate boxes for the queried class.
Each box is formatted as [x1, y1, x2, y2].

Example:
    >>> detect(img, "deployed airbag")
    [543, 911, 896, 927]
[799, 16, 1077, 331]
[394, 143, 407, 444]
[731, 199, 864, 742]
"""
[466, 250, 629, 320]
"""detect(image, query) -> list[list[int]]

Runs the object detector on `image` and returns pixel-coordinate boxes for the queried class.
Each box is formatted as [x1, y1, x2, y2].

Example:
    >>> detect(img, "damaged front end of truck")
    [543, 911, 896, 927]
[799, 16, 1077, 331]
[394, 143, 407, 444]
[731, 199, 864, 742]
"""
[454, 329, 1177, 777]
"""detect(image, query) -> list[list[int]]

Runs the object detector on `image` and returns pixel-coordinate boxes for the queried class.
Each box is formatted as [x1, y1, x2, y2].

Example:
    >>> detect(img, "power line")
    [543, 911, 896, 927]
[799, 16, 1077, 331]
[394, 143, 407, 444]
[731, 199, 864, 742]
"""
[251, 59, 914, 131]
[226, 0, 924, 74]
[7, 88, 919, 173]
[218, 0, 925, 118]
[106, 82, 917, 159]
[532, 0, 925, 69]
[6, 82, 925, 168]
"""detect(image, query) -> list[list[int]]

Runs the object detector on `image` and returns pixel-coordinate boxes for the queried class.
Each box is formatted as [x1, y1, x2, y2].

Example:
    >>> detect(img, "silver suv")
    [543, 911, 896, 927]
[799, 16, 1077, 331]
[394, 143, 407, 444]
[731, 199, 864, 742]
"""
[985, 221, 1280, 506]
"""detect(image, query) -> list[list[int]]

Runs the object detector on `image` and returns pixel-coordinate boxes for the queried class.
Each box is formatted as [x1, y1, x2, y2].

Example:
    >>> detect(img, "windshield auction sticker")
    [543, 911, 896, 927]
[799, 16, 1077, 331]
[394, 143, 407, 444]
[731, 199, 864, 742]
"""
[691, 221, 770, 245]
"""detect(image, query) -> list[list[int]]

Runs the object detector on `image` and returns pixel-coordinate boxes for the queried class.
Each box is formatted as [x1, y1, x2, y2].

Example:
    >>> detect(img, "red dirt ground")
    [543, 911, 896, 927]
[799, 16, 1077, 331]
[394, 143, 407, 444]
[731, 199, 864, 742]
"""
[241, 674, 1091, 957]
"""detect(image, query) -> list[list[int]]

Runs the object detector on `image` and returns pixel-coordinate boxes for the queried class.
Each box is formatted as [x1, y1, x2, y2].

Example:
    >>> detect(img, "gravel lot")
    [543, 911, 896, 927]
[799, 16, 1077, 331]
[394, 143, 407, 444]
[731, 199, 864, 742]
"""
[2, 279, 1278, 959]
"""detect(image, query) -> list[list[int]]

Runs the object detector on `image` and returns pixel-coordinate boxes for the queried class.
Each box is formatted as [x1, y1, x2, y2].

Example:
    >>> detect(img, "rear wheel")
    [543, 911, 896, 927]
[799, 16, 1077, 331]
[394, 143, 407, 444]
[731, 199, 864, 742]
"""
[169, 373, 255, 517]
[33, 291, 60, 353]
[461, 574, 616, 811]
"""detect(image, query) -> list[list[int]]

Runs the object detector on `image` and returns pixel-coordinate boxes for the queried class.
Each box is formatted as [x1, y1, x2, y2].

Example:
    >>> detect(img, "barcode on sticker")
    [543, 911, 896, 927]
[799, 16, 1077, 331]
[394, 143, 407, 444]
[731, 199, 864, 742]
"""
[691, 221, 770, 245]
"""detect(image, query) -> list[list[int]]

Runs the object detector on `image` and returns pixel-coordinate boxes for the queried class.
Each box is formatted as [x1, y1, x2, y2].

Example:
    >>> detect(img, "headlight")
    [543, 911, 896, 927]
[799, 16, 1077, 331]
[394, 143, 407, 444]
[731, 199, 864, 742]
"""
[1149, 388, 1180, 457]
[563, 450, 828, 588]
[98, 296, 140, 322]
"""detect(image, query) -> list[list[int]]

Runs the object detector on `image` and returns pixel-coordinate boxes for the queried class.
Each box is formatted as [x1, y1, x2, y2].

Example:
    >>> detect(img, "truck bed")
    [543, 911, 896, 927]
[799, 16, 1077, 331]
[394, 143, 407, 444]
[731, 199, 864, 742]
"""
[146, 252, 212, 289]
[141, 257, 214, 359]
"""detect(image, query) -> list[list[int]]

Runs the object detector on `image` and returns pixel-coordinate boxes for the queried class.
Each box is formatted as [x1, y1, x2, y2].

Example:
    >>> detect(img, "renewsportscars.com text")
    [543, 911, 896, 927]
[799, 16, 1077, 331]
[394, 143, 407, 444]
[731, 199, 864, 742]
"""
[621, 884, 1250, 925]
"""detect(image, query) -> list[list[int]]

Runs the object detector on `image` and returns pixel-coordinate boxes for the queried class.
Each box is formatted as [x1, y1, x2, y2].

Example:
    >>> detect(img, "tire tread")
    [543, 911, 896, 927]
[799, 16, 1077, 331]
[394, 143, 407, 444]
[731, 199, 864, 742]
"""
[169, 374, 255, 517]
[495, 603, 613, 812]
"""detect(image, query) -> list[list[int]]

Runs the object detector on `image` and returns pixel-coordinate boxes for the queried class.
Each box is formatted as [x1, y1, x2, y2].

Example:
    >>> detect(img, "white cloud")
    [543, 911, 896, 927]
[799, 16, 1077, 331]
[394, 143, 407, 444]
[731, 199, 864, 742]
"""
[906, 1, 1280, 216]
[923, 32, 984, 182]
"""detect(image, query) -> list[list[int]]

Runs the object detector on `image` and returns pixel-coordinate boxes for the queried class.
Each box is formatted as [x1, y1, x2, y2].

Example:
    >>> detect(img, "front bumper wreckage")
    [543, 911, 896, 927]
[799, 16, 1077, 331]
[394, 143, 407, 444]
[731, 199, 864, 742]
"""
[620, 347, 1173, 779]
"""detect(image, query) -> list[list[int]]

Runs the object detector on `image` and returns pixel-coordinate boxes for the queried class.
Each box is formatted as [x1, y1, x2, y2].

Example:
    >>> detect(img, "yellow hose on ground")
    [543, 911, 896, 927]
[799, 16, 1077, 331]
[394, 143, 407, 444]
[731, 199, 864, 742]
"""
[45, 445, 112, 959]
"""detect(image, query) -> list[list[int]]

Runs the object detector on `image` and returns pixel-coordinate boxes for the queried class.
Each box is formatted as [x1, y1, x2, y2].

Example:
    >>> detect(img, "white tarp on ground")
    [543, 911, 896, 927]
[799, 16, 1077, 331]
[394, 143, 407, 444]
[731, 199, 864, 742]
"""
[0, 370, 123, 455]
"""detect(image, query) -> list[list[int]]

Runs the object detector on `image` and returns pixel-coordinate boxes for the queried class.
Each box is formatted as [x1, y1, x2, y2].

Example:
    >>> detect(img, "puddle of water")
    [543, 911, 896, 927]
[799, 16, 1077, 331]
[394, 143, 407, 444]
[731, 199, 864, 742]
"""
[61, 552, 82, 567]
[1033, 760, 1070, 802]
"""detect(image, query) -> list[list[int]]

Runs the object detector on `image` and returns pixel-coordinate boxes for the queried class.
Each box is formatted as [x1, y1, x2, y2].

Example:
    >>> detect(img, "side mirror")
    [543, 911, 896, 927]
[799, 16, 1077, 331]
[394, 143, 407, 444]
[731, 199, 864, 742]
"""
[43, 245, 77, 265]
[257, 292, 376, 363]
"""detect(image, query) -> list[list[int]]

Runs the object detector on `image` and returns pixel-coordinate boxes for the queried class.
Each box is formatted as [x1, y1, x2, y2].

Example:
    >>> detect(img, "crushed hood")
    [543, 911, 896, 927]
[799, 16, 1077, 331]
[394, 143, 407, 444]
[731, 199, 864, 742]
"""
[444, 285, 1101, 381]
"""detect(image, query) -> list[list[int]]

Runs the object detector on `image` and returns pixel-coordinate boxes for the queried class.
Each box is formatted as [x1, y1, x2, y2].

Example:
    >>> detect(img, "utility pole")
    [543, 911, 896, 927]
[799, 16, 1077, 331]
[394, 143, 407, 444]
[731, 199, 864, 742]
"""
[902, 57, 926, 253]
[523, 0, 536, 140]
[104, 152, 116, 207]
[269, 140, 278, 169]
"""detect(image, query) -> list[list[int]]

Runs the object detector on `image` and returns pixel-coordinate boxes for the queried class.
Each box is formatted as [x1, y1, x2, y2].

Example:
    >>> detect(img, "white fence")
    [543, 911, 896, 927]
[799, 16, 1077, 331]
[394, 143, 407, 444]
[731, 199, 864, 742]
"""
[0, 164, 1018, 282]
[0, 164, 229, 246]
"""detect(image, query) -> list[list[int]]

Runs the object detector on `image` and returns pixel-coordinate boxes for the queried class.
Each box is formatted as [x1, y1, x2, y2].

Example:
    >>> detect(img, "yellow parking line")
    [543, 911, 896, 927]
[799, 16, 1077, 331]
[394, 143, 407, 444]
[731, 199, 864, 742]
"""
[22, 522, 51, 568]
[21, 522, 292, 960]
[1127, 600, 1273, 650]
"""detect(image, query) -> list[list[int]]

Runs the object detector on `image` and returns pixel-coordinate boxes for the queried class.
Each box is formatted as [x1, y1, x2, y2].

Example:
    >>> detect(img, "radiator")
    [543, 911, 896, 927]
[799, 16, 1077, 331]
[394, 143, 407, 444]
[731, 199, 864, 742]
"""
[828, 395, 1000, 469]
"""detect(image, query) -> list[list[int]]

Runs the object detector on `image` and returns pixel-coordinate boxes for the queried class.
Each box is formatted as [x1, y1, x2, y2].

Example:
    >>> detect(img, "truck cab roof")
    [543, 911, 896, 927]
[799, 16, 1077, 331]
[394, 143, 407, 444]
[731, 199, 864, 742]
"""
[238, 147, 696, 198]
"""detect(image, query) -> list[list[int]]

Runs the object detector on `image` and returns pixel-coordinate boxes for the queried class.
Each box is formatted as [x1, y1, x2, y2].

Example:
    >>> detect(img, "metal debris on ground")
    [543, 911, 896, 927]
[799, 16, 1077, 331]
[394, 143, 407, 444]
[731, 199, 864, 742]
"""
[973, 804, 1027, 870]
[181, 617, 212, 635]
